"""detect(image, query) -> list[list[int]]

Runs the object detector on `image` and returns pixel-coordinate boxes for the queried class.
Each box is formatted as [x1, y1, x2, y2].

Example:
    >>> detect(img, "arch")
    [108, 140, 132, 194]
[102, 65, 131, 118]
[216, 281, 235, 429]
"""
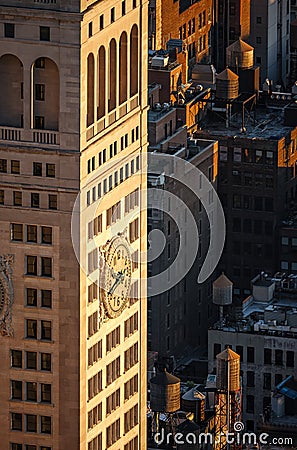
[130, 25, 139, 97]
[119, 32, 128, 104]
[32, 57, 59, 130]
[97, 46, 106, 120]
[87, 53, 95, 127]
[0, 54, 23, 127]
[108, 39, 117, 112]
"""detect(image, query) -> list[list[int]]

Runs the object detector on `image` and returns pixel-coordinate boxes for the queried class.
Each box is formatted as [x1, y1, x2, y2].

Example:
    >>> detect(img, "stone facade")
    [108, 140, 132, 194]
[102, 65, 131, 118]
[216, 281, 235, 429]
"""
[0, 1, 147, 449]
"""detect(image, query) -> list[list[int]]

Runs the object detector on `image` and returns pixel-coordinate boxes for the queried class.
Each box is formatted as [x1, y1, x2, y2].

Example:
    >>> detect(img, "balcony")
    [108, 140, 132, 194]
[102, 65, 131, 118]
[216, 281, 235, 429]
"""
[0, 126, 59, 146]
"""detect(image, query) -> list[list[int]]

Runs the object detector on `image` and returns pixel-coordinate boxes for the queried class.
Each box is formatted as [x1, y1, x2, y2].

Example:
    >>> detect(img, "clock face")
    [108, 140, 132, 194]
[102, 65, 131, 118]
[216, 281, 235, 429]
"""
[100, 235, 132, 318]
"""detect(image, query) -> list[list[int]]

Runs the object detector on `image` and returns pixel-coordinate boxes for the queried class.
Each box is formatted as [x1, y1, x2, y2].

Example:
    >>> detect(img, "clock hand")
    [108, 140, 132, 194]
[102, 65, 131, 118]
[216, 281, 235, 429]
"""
[107, 269, 128, 295]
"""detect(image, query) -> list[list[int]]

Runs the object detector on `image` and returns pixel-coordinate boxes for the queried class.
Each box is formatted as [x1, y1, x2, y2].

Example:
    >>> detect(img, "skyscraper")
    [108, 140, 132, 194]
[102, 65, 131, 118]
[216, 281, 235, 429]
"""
[0, 1, 147, 449]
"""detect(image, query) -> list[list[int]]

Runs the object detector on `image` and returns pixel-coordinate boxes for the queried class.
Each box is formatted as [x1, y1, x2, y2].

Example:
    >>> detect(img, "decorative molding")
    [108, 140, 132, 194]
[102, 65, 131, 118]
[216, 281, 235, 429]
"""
[0, 254, 14, 337]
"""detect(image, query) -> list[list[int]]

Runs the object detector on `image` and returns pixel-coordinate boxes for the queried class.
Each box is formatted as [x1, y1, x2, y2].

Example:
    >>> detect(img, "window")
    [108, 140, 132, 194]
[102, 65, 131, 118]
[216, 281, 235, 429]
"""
[246, 395, 254, 413]
[41, 353, 51, 371]
[11, 413, 22, 431]
[26, 351, 37, 369]
[106, 419, 120, 448]
[35, 116, 44, 129]
[213, 343, 221, 358]
[27, 256, 37, 275]
[246, 371, 254, 387]
[129, 218, 139, 243]
[26, 288, 37, 307]
[11, 380, 22, 400]
[10, 444, 22, 450]
[106, 389, 120, 415]
[106, 326, 120, 353]
[48, 194, 57, 210]
[99, 14, 104, 30]
[46, 163, 55, 177]
[35, 57, 45, 69]
[263, 373, 271, 390]
[232, 218, 241, 232]
[124, 343, 138, 371]
[256, 36, 261, 44]
[0, 190, 4, 204]
[33, 162, 42, 176]
[27, 225, 37, 242]
[11, 223, 23, 241]
[11, 160, 20, 174]
[41, 290, 52, 308]
[124, 404, 138, 433]
[13, 191, 22, 206]
[0, 159, 7, 173]
[26, 382, 37, 402]
[31, 193, 40, 208]
[41, 321, 51, 340]
[35, 84, 45, 101]
[111, 7, 115, 22]
[247, 346, 254, 363]
[264, 348, 272, 365]
[88, 22, 93, 37]
[4, 23, 15, 38]
[275, 374, 282, 386]
[11, 350, 22, 368]
[106, 357, 121, 385]
[256, 56, 262, 64]
[26, 320, 37, 339]
[133, 0, 137, 7]
[122, 0, 126, 15]
[275, 349, 283, 366]
[41, 384, 51, 403]
[256, 16, 262, 24]
[40, 26, 50, 41]
[41, 227, 52, 244]
[26, 414, 37, 432]
[286, 351, 294, 367]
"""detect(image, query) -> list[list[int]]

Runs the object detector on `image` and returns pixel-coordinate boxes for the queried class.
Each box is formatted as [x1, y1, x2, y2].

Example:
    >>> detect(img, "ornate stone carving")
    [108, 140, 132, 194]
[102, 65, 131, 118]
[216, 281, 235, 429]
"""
[0, 255, 14, 336]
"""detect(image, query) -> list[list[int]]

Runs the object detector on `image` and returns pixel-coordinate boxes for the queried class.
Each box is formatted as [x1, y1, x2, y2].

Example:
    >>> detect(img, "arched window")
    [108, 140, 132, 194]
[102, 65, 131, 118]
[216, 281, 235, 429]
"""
[32, 57, 59, 130]
[0, 54, 23, 127]
[108, 39, 117, 112]
[119, 32, 127, 104]
[87, 53, 95, 126]
[130, 25, 139, 97]
[97, 46, 106, 120]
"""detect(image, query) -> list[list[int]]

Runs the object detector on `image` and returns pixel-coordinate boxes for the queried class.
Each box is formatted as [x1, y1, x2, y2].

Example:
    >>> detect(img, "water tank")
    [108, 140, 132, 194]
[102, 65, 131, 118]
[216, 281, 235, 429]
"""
[176, 420, 200, 449]
[216, 348, 240, 392]
[271, 393, 285, 418]
[226, 39, 254, 70]
[182, 388, 205, 422]
[216, 68, 239, 99]
[213, 273, 233, 306]
[150, 369, 180, 413]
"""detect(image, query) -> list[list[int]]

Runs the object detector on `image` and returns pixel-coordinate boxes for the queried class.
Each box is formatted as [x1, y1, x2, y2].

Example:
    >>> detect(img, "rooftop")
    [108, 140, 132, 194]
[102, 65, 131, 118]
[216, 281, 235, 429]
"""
[211, 272, 297, 339]
[196, 93, 296, 141]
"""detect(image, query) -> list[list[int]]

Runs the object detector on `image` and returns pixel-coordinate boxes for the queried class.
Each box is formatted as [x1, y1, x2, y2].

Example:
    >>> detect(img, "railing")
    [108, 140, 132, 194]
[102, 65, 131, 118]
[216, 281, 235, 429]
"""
[0, 126, 59, 146]
[0, 127, 21, 141]
[85, 94, 139, 142]
[33, 131, 58, 145]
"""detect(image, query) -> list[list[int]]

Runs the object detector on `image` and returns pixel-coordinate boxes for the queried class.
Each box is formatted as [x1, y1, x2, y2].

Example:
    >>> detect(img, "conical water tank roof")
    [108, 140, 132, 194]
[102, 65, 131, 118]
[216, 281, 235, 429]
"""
[226, 39, 254, 70]
[216, 348, 240, 392]
[216, 68, 239, 99]
[213, 273, 233, 306]
[150, 369, 180, 413]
